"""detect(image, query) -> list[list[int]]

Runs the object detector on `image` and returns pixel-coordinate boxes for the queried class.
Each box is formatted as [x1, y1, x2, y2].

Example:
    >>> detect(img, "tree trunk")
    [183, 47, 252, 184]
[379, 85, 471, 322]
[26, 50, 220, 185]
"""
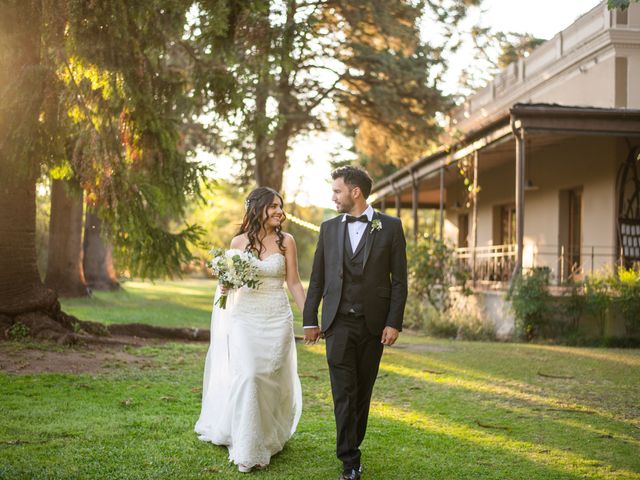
[44, 179, 88, 297]
[254, 0, 296, 191]
[0, 0, 93, 344]
[0, 0, 57, 316]
[0, 167, 58, 315]
[83, 210, 119, 291]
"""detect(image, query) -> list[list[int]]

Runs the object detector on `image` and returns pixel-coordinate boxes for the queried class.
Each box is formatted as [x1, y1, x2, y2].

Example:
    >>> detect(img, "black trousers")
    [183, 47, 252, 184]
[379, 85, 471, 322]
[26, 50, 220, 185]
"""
[325, 313, 384, 470]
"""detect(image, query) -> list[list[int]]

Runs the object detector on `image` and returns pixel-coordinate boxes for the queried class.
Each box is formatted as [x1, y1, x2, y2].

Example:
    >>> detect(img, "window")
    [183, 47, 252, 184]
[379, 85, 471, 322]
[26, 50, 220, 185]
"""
[498, 204, 516, 245]
[458, 213, 469, 248]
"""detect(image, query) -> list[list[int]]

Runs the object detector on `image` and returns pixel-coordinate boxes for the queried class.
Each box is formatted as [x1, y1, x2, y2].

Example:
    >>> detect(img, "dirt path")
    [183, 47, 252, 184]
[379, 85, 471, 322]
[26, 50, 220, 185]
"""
[0, 337, 165, 375]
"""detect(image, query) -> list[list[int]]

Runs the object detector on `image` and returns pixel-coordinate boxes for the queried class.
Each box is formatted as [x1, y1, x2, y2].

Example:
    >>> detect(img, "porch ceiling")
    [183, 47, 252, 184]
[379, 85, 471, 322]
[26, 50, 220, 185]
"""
[371, 103, 640, 206]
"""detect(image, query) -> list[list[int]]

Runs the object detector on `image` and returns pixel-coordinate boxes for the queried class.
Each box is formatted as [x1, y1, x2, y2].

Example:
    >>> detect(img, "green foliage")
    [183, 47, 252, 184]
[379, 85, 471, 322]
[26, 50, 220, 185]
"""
[0, 0, 239, 279]
[404, 298, 494, 341]
[582, 266, 640, 337]
[183, 179, 327, 279]
[407, 235, 470, 313]
[508, 267, 552, 341]
[608, 0, 639, 10]
[404, 235, 490, 339]
[7, 322, 30, 341]
[583, 273, 611, 336]
[460, 27, 544, 96]
[510, 266, 640, 343]
[615, 266, 640, 334]
[188, 0, 480, 188]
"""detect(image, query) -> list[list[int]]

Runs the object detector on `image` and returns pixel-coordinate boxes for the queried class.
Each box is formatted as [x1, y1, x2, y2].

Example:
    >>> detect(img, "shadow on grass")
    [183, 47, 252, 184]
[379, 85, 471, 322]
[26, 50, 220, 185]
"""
[301, 346, 640, 480]
[2, 338, 638, 479]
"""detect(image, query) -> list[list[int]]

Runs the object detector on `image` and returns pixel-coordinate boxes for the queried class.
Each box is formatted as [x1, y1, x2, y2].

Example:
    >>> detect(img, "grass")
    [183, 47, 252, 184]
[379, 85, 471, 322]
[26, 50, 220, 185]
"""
[60, 279, 307, 330]
[1, 280, 639, 479]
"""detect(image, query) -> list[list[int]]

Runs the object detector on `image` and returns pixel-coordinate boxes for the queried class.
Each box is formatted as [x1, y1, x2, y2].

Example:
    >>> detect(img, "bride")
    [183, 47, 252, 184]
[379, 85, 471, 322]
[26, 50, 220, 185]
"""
[194, 186, 305, 473]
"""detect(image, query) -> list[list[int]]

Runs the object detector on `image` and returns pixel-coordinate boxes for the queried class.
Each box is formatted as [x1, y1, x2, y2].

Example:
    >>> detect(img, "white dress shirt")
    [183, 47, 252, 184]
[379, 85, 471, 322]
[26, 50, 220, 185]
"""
[343, 204, 374, 252]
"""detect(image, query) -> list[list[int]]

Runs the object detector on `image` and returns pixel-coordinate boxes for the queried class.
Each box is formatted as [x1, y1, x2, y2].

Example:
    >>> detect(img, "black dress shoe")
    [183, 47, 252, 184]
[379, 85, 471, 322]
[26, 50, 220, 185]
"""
[339, 465, 362, 480]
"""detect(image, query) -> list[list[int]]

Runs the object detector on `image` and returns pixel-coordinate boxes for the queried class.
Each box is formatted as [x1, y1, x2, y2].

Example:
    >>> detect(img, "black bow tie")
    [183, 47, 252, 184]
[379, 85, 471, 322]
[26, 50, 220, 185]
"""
[346, 214, 368, 223]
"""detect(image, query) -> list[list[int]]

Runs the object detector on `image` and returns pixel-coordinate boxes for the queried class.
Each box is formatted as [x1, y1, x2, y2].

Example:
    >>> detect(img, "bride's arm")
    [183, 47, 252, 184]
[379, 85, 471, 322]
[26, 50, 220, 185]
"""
[283, 234, 306, 313]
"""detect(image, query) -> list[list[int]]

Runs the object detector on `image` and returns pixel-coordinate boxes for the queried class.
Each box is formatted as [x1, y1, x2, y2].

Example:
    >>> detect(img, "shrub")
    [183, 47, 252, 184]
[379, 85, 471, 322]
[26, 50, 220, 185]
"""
[7, 322, 30, 341]
[507, 267, 551, 341]
[407, 235, 470, 313]
[612, 266, 640, 336]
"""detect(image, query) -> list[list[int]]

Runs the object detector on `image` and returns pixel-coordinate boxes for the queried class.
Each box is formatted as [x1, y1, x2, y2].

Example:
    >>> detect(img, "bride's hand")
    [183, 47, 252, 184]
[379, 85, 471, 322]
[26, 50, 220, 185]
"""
[220, 285, 230, 295]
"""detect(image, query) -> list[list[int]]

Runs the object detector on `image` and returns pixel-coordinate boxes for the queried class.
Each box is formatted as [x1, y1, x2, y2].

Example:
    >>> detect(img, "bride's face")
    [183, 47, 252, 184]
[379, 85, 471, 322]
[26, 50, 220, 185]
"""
[263, 195, 284, 230]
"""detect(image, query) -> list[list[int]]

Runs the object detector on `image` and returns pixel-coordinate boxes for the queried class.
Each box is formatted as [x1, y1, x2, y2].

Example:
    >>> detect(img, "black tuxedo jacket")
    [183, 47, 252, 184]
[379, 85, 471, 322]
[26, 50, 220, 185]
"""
[303, 210, 408, 335]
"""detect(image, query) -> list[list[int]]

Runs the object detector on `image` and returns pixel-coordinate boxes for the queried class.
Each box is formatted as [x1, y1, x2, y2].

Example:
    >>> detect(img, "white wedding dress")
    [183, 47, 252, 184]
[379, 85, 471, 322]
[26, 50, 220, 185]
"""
[194, 252, 302, 468]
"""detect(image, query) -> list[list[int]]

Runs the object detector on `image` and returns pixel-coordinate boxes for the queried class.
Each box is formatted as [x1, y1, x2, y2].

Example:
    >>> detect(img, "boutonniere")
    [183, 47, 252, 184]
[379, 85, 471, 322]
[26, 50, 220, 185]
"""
[370, 219, 382, 233]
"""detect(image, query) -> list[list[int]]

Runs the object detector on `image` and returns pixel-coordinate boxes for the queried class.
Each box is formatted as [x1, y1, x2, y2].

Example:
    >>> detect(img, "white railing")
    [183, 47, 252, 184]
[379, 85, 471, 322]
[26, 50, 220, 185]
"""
[454, 243, 620, 285]
[455, 244, 517, 282]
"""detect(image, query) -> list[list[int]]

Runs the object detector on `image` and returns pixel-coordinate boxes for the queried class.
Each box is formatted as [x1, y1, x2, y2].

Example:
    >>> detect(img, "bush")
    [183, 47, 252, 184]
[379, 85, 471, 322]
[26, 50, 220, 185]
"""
[405, 235, 487, 338]
[404, 289, 495, 341]
[508, 267, 551, 341]
[407, 235, 470, 313]
[614, 266, 640, 335]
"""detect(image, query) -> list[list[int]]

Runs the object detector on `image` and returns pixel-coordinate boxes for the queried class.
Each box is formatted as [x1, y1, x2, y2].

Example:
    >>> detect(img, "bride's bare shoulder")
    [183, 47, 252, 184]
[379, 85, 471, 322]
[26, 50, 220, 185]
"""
[230, 234, 248, 250]
[281, 232, 296, 245]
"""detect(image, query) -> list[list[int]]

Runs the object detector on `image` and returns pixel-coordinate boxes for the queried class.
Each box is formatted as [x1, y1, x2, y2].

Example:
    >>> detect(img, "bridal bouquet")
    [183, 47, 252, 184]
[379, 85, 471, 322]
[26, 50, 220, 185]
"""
[209, 248, 261, 309]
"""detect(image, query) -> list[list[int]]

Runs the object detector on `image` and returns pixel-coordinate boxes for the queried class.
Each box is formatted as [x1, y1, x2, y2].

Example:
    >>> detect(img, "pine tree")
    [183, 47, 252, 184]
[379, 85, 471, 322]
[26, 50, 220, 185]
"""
[0, 0, 234, 340]
[189, 0, 481, 189]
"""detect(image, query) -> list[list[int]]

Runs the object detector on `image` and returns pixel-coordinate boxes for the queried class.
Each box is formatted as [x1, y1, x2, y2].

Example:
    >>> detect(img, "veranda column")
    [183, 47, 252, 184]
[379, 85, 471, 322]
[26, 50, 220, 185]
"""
[411, 171, 419, 242]
[471, 152, 479, 286]
[514, 128, 526, 275]
[439, 166, 445, 241]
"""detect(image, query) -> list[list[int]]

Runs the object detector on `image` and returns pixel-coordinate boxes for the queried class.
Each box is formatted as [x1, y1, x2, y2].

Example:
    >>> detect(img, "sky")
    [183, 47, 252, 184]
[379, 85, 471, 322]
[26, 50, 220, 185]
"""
[205, 0, 603, 209]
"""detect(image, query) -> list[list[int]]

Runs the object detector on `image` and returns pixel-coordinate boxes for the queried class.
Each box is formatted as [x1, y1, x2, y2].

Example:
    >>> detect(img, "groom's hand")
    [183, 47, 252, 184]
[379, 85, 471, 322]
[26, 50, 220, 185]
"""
[303, 327, 321, 345]
[381, 326, 399, 346]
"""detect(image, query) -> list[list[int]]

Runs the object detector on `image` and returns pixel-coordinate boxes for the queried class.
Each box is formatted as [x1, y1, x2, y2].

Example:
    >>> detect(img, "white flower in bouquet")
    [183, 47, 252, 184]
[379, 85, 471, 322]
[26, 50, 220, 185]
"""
[209, 248, 261, 309]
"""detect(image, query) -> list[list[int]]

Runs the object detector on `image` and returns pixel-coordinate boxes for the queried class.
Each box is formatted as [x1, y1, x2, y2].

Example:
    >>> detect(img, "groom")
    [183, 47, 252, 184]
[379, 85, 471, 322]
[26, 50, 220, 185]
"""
[303, 166, 407, 480]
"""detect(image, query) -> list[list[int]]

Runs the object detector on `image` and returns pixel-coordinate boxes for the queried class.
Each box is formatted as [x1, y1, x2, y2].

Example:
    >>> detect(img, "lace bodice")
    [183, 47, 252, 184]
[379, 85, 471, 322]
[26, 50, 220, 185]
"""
[246, 253, 286, 291]
[233, 253, 289, 313]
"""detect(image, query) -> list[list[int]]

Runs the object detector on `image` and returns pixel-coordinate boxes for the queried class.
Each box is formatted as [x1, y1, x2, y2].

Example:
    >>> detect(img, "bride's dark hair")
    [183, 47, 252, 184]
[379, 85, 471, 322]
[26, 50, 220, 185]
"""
[238, 187, 286, 257]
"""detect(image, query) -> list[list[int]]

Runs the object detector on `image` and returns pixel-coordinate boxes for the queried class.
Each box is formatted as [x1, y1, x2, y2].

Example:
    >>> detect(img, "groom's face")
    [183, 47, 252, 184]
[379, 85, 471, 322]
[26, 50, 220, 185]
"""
[332, 177, 356, 214]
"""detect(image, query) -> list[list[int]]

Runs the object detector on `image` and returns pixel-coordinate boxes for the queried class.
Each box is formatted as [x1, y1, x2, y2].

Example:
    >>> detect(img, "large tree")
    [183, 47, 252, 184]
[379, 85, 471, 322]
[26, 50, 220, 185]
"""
[0, 0, 232, 340]
[83, 210, 119, 292]
[44, 179, 88, 297]
[189, 0, 481, 189]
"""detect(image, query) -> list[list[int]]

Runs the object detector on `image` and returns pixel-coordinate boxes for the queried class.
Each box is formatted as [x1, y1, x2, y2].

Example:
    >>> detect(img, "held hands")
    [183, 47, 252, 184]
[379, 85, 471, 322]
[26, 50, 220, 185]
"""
[381, 326, 399, 346]
[303, 327, 321, 345]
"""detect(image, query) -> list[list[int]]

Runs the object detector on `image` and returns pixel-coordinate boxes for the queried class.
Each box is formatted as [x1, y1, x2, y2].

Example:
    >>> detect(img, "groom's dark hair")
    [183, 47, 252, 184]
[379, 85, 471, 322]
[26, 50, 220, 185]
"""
[331, 165, 373, 199]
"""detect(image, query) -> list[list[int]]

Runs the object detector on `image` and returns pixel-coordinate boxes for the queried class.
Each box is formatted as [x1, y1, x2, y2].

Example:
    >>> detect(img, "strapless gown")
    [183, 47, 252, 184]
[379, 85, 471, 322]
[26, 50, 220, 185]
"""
[194, 252, 302, 468]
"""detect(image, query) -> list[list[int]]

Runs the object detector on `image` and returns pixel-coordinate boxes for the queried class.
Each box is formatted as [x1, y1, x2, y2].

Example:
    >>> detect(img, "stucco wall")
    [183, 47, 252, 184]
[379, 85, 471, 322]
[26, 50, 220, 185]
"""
[447, 136, 621, 278]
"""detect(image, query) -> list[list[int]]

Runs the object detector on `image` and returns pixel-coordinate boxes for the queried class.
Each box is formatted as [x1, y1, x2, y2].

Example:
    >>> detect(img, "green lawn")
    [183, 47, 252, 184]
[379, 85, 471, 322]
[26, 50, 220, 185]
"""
[1, 280, 639, 479]
[60, 279, 307, 330]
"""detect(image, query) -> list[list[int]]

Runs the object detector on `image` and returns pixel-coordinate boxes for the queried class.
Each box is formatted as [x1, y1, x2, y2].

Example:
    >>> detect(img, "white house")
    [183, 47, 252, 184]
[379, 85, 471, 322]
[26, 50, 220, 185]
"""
[370, 1, 640, 289]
